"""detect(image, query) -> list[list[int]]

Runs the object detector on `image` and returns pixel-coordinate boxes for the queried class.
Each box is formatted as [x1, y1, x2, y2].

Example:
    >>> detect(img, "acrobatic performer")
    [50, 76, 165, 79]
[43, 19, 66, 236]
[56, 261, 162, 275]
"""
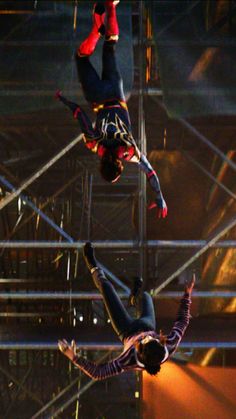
[56, 0, 167, 218]
[58, 243, 195, 379]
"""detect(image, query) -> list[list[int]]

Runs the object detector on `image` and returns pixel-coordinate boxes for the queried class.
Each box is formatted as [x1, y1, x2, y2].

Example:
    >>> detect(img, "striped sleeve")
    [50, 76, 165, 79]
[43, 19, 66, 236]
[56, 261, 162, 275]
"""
[166, 292, 191, 355]
[73, 355, 123, 381]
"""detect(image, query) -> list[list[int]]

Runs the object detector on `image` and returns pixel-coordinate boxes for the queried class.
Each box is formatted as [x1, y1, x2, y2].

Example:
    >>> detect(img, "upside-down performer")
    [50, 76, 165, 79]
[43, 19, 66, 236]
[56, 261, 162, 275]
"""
[56, 0, 167, 218]
[58, 243, 195, 380]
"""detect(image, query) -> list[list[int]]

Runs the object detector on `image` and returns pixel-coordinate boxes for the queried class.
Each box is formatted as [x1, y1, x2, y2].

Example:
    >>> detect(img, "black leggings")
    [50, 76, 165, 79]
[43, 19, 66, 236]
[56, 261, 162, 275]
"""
[75, 41, 125, 104]
[92, 269, 156, 342]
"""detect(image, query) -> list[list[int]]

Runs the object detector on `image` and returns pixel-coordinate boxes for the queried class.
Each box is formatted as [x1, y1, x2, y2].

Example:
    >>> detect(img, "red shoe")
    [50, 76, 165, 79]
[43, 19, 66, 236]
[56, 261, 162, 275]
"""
[105, 0, 119, 42]
[93, 2, 106, 34]
[106, 1, 120, 6]
[78, 2, 105, 57]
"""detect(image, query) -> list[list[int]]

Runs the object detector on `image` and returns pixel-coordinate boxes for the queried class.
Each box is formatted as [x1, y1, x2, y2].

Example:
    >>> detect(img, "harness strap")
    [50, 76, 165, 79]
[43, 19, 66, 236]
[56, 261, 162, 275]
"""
[93, 100, 128, 113]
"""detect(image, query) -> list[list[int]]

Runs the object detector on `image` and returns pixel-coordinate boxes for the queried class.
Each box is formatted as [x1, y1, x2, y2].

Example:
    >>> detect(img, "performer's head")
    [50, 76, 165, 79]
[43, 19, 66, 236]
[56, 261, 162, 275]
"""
[100, 151, 124, 182]
[136, 335, 168, 375]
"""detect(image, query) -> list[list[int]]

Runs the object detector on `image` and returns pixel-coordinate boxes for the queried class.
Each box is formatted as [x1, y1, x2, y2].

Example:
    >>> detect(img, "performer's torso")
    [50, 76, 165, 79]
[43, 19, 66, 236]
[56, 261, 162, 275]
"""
[95, 107, 134, 149]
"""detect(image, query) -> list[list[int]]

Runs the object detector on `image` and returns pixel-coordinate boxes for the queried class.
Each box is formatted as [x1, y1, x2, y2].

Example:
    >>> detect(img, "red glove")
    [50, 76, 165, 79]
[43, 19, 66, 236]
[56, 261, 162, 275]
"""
[55, 91, 81, 116]
[84, 139, 97, 150]
[148, 196, 168, 219]
[55, 90, 62, 100]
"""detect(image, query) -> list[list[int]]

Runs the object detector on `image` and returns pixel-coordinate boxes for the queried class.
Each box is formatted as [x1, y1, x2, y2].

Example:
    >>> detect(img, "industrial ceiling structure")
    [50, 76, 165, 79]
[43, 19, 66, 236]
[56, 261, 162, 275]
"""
[0, 1, 235, 417]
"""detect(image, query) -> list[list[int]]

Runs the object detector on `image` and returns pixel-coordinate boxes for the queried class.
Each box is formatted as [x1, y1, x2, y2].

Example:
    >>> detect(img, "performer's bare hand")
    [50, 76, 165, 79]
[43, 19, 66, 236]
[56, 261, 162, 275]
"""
[58, 339, 77, 361]
[185, 273, 195, 294]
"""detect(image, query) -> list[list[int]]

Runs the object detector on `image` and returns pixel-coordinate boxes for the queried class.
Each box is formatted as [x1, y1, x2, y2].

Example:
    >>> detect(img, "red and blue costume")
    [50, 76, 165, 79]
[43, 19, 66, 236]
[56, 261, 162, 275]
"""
[56, 1, 167, 218]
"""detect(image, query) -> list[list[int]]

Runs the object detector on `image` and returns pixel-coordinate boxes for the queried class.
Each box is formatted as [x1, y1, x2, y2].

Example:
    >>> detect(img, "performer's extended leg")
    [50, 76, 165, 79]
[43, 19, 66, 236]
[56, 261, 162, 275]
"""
[78, 2, 105, 57]
[75, 1, 121, 103]
[92, 268, 133, 341]
[139, 292, 156, 330]
[75, 54, 102, 103]
[124, 292, 156, 338]
[105, 0, 120, 42]
[101, 1, 125, 100]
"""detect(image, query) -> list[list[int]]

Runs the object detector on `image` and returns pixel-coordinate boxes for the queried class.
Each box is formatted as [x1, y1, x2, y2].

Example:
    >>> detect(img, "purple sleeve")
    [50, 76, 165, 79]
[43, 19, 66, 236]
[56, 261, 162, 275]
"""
[73, 355, 123, 381]
[166, 292, 191, 355]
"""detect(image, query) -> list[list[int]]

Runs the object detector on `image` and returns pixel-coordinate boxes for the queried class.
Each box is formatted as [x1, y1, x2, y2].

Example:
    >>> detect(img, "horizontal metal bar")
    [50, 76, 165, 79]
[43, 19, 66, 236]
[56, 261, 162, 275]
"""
[156, 291, 236, 298]
[0, 88, 164, 97]
[146, 240, 236, 248]
[0, 240, 236, 249]
[2, 39, 236, 47]
[0, 313, 58, 317]
[2, 87, 236, 97]
[0, 342, 235, 350]
[0, 240, 235, 249]
[0, 279, 40, 283]
[0, 291, 235, 300]
[0, 292, 128, 300]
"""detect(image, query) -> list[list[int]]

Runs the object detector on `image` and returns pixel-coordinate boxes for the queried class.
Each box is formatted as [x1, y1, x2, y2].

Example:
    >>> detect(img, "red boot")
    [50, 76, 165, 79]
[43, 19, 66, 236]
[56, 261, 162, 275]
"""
[78, 3, 106, 57]
[105, 0, 120, 42]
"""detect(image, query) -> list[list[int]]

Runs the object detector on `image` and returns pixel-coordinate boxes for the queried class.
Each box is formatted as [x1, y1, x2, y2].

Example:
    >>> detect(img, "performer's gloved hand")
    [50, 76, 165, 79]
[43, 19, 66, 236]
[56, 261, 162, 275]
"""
[148, 193, 168, 219]
[58, 339, 78, 362]
[83, 242, 98, 272]
[184, 273, 195, 295]
[55, 90, 81, 117]
[55, 89, 62, 100]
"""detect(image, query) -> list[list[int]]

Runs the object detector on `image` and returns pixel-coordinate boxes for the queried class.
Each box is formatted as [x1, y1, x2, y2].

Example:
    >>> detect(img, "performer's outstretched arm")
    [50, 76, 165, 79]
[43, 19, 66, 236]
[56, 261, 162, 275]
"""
[58, 339, 123, 381]
[166, 274, 195, 356]
[138, 153, 168, 218]
[56, 91, 99, 151]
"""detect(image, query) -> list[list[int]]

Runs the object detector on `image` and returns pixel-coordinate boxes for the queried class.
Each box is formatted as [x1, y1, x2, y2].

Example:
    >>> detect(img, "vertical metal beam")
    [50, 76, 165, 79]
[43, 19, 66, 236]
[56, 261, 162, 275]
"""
[86, 173, 93, 240]
[138, 5, 147, 413]
[138, 0, 147, 281]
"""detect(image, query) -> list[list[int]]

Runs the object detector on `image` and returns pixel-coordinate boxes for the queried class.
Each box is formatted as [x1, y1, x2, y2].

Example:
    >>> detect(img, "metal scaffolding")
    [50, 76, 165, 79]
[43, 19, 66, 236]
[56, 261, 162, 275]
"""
[0, 1, 235, 417]
[0, 135, 82, 211]
[153, 215, 236, 295]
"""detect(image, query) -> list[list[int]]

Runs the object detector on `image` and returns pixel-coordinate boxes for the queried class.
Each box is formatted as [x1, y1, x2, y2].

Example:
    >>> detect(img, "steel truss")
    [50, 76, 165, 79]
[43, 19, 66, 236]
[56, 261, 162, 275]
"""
[0, 1, 235, 417]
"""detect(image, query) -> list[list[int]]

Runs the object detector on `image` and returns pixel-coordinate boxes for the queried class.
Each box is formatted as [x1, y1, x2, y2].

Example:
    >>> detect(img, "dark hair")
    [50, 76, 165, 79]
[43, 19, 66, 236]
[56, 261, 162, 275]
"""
[138, 339, 166, 376]
[100, 151, 123, 182]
